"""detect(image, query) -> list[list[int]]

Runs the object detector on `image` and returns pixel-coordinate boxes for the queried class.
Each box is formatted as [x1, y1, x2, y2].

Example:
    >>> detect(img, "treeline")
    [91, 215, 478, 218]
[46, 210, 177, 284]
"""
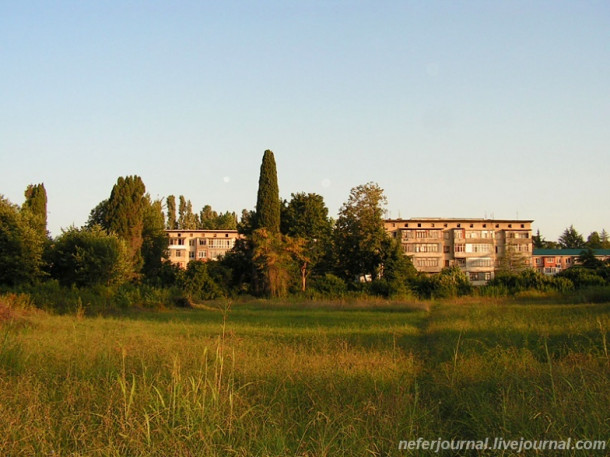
[533, 226, 610, 249]
[2, 151, 610, 312]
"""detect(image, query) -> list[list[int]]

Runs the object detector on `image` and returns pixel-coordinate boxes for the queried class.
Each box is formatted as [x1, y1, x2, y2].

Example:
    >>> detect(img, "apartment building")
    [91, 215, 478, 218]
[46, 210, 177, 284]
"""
[533, 249, 610, 275]
[384, 218, 533, 284]
[166, 229, 240, 269]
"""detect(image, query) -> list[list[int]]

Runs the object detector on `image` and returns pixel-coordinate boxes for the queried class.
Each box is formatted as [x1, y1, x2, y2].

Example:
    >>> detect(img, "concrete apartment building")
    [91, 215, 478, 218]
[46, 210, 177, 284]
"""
[384, 218, 533, 284]
[166, 229, 239, 269]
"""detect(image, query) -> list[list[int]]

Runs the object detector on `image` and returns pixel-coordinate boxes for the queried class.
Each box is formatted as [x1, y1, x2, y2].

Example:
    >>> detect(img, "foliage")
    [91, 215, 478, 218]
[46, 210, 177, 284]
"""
[221, 238, 254, 293]
[165, 195, 177, 230]
[486, 268, 575, 295]
[178, 196, 198, 230]
[0, 196, 46, 285]
[254, 150, 280, 233]
[556, 266, 606, 288]
[496, 244, 530, 274]
[199, 205, 237, 230]
[411, 266, 472, 299]
[586, 231, 603, 249]
[22, 183, 47, 236]
[141, 196, 169, 281]
[104, 176, 147, 270]
[281, 192, 333, 291]
[177, 261, 226, 302]
[308, 273, 348, 297]
[86, 199, 109, 228]
[251, 228, 295, 298]
[47, 225, 131, 287]
[334, 182, 389, 281]
[558, 225, 585, 249]
[379, 237, 417, 284]
[600, 229, 610, 249]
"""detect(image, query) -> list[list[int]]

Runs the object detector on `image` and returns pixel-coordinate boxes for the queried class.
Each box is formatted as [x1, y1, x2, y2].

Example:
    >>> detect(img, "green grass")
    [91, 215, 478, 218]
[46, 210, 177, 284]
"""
[0, 296, 608, 456]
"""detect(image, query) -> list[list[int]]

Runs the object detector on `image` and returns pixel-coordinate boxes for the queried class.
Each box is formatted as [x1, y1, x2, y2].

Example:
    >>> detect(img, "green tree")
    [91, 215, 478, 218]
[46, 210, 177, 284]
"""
[0, 196, 46, 285]
[586, 231, 603, 249]
[532, 229, 545, 249]
[558, 225, 585, 249]
[178, 261, 225, 302]
[141, 196, 170, 281]
[334, 182, 389, 281]
[199, 205, 237, 230]
[104, 176, 146, 270]
[254, 150, 280, 233]
[178, 196, 198, 229]
[252, 228, 294, 297]
[166, 195, 177, 230]
[281, 192, 333, 291]
[87, 199, 109, 228]
[600, 229, 610, 249]
[22, 183, 47, 236]
[47, 225, 131, 287]
[497, 244, 530, 274]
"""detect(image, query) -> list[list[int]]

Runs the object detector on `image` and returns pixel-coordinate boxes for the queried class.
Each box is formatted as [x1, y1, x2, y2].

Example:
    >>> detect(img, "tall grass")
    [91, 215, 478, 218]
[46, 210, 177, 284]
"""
[0, 296, 608, 455]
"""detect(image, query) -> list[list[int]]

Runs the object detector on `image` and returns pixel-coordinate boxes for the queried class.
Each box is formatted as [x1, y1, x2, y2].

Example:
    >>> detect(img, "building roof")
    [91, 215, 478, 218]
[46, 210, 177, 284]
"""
[533, 249, 610, 256]
[165, 229, 238, 233]
[385, 217, 534, 223]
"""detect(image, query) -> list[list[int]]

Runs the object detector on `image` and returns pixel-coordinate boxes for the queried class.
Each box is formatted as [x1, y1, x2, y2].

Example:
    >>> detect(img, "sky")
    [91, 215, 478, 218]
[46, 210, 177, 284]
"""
[1, 1, 609, 241]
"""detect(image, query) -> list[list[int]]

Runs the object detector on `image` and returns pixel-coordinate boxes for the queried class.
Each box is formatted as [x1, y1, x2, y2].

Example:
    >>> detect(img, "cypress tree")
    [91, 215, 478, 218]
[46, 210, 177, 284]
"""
[255, 150, 280, 233]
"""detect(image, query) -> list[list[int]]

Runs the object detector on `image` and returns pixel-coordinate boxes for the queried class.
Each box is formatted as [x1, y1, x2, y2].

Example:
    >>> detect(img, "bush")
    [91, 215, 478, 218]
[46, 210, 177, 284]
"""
[47, 226, 131, 287]
[309, 274, 347, 298]
[556, 266, 607, 288]
[178, 261, 226, 301]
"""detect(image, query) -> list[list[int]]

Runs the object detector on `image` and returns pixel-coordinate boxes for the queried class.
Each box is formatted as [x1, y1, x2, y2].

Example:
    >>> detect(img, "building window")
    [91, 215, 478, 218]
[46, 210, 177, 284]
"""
[466, 243, 492, 253]
[414, 243, 439, 253]
[415, 258, 438, 267]
[189, 251, 195, 259]
[198, 251, 207, 259]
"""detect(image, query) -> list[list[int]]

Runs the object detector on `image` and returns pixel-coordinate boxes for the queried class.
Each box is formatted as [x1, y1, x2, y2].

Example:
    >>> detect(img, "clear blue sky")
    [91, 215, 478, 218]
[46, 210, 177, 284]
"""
[1, 1, 609, 240]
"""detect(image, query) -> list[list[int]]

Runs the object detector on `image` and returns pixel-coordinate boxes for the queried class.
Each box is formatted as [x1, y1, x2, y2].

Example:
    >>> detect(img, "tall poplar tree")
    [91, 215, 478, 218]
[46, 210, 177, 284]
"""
[105, 176, 146, 269]
[166, 195, 177, 230]
[22, 183, 47, 235]
[255, 150, 280, 233]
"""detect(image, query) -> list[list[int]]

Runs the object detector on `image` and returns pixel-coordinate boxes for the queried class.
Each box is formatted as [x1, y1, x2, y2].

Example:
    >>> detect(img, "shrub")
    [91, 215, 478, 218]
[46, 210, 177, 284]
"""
[178, 261, 226, 301]
[556, 266, 607, 288]
[309, 273, 347, 298]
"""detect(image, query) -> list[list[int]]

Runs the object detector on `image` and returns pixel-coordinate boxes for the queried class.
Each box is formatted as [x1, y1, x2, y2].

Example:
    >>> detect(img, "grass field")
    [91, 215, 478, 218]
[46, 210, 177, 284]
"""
[1, 296, 609, 456]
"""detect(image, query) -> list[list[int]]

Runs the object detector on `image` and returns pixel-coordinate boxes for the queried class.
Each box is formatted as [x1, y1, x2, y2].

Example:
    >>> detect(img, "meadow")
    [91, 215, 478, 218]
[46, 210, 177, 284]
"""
[1, 296, 608, 456]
